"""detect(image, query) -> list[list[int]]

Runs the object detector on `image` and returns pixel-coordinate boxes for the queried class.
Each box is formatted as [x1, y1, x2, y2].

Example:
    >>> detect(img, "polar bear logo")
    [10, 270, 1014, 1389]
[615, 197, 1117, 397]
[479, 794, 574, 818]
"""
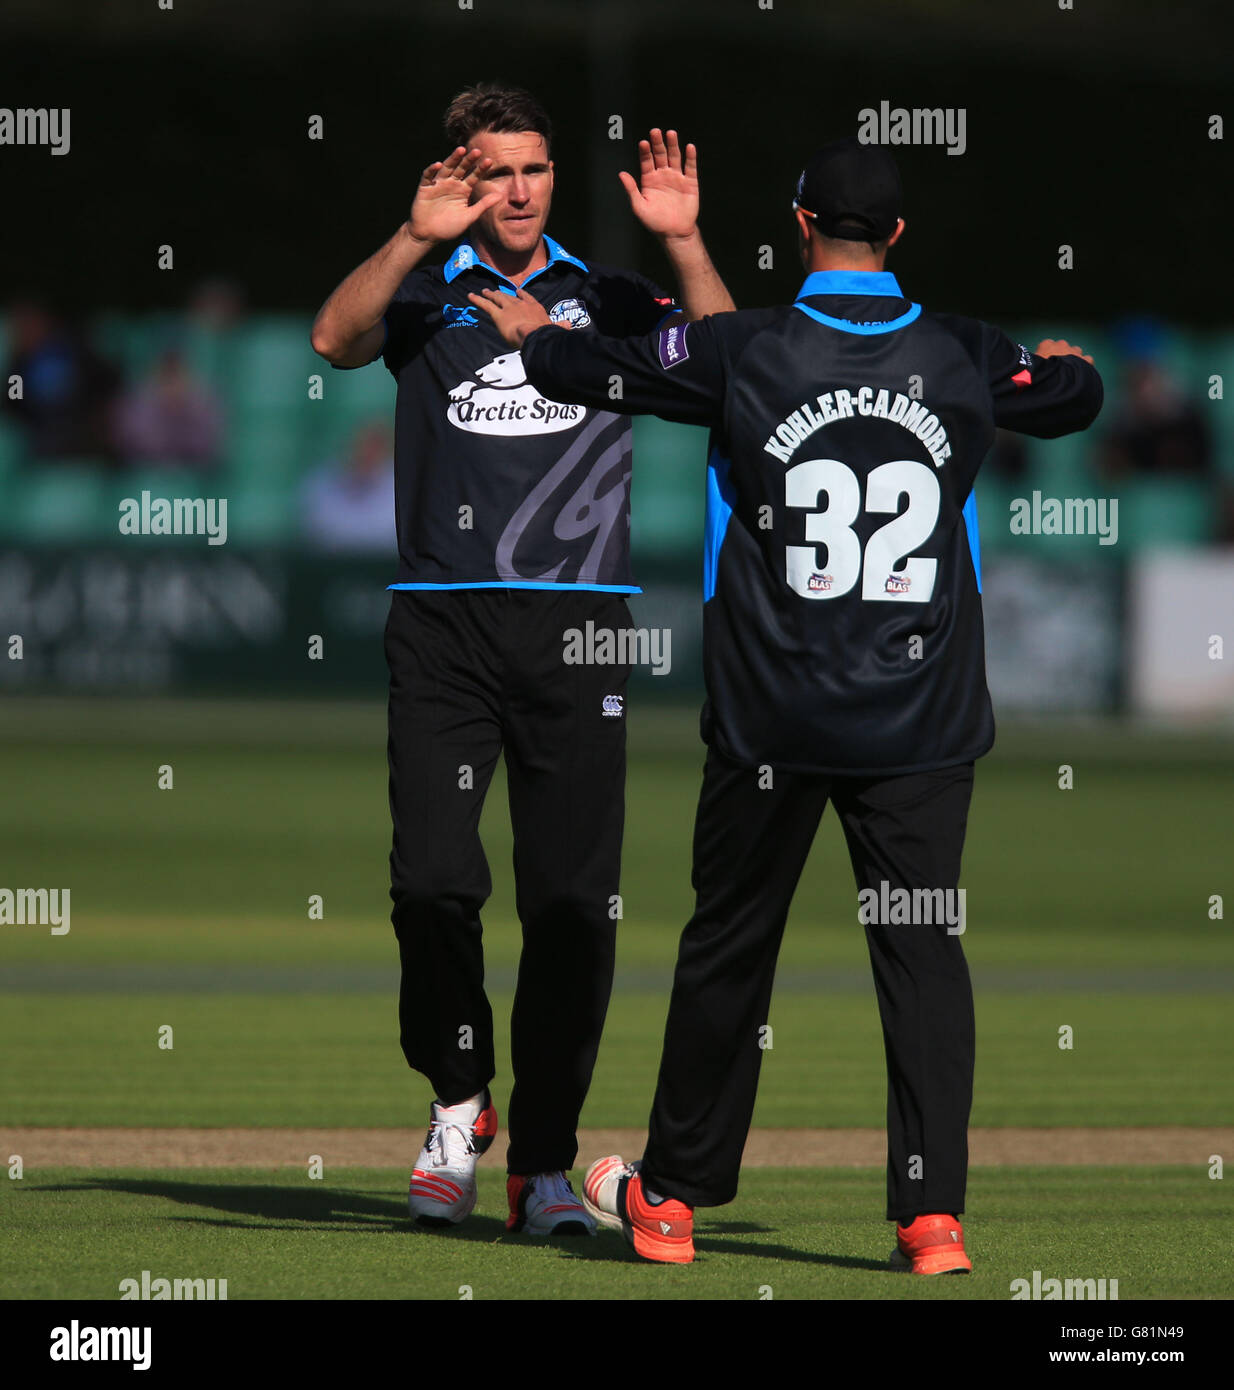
[449, 353, 527, 402]
[445, 351, 585, 435]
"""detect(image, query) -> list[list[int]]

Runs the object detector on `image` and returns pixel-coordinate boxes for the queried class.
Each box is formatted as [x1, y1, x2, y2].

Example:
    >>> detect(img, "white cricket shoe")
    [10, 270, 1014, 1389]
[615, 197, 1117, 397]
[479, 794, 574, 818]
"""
[506, 1170, 596, 1236]
[581, 1153, 634, 1232]
[407, 1088, 498, 1227]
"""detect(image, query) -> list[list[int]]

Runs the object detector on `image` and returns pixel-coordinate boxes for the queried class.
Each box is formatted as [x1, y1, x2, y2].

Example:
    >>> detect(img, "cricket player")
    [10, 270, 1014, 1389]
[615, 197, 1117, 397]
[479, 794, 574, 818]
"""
[472, 136, 1103, 1266]
[310, 85, 734, 1235]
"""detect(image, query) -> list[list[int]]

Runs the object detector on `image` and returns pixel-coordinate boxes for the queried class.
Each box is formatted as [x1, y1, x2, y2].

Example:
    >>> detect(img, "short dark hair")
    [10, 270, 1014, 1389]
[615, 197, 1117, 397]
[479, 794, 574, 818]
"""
[443, 83, 552, 156]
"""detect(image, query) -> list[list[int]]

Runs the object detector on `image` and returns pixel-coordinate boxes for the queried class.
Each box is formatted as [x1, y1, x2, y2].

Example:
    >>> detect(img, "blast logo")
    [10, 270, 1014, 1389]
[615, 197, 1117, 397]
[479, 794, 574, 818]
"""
[657, 323, 689, 370]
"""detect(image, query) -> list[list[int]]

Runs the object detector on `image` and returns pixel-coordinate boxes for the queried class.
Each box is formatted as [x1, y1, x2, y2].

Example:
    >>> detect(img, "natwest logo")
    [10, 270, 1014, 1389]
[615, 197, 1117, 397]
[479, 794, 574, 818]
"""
[447, 352, 584, 436]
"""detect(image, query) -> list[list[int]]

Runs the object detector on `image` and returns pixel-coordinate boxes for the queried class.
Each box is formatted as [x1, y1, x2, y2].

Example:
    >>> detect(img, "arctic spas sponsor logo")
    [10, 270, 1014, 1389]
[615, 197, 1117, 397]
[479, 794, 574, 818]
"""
[857, 101, 966, 157]
[563, 620, 671, 677]
[1010, 491, 1118, 546]
[118, 491, 228, 545]
[447, 352, 584, 435]
[549, 297, 591, 329]
[1010, 1270, 1119, 1301]
[0, 886, 70, 934]
[857, 882, 965, 934]
[764, 386, 951, 469]
[0, 106, 70, 155]
[119, 1269, 228, 1300]
[49, 1321, 151, 1371]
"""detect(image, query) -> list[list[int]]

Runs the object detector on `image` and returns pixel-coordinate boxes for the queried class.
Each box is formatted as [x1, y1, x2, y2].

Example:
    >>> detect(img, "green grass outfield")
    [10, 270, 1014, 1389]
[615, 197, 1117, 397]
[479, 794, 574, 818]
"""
[1, 991, 1228, 1127]
[1, 700, 1230, 1128]
[2, 1166, 1223, 1301]
[1, 700, 1231, 1299]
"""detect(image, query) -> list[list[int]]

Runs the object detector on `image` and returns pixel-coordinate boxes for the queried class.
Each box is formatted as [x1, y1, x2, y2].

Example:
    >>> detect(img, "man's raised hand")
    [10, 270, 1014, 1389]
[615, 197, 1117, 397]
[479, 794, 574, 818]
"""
[406, 147, 502, 247]
[620, 128, 700, 242]
[468, 286, 557, 349]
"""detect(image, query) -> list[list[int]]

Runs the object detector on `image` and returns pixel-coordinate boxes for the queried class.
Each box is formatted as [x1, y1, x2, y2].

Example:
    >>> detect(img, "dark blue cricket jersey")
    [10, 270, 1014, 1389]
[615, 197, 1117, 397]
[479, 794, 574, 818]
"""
[519, 269, 1104, 775]
[364, 236, 677, 592]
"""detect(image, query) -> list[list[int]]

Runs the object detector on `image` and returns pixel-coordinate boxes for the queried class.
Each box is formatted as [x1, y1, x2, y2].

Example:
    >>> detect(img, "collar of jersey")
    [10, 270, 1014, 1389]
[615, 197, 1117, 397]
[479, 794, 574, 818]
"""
[796, 270, 904, 300]
[443, 234, 588, 293]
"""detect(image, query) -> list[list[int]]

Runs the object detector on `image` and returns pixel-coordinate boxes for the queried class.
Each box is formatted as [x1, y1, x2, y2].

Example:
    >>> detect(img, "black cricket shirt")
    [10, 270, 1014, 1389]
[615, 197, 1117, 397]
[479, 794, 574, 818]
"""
[519, 269, 1104, 775]
[357, 235, 678, 593]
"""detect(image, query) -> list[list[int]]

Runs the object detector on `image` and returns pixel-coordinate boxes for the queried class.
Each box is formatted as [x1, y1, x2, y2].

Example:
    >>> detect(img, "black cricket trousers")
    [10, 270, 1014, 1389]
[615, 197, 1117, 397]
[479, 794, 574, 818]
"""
[641, 747, 976, 1223]
[385, 588, 631, 1177]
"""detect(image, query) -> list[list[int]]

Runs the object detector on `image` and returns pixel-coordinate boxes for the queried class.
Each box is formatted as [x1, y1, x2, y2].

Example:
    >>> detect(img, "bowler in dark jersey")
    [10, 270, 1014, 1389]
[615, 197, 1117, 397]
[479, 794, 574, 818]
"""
[310, 85, 735, 1237]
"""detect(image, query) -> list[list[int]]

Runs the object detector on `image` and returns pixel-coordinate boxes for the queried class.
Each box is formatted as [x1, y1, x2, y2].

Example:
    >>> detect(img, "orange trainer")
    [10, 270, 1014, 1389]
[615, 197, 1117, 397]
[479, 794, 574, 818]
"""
[583, 1155, 695, 1264]
[891, 1213, 972, 1274]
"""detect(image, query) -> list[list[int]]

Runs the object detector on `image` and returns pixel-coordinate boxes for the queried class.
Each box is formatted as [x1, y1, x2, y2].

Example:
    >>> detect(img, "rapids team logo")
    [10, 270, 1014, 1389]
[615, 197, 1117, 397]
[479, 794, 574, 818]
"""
[446, 353, 586, 436]
[548, 297, 591, 329]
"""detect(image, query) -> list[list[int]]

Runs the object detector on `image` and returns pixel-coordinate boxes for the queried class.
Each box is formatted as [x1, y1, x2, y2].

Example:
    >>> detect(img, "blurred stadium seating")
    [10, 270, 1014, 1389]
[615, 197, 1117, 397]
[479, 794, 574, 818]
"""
[1, 312, 1230, 554]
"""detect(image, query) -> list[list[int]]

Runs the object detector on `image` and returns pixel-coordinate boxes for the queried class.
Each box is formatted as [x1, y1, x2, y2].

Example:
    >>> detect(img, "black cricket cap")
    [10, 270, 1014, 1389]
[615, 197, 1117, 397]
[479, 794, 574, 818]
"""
[793, 137, 902, 242]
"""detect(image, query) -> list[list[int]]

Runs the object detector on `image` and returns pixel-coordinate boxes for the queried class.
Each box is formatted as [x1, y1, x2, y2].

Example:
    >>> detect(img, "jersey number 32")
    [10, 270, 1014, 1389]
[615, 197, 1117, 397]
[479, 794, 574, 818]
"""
[785, 457, 939, 603]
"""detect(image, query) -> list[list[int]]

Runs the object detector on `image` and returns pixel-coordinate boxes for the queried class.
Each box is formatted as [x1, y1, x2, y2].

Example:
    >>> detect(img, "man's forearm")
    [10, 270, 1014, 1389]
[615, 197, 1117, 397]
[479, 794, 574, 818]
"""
[311, 223, 433, 365]
[662, 229, 735, 320]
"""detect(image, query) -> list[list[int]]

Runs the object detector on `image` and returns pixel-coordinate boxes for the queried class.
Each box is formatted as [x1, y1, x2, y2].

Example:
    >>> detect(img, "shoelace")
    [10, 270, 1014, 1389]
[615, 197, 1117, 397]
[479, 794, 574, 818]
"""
[425, 1114, 480, 1169]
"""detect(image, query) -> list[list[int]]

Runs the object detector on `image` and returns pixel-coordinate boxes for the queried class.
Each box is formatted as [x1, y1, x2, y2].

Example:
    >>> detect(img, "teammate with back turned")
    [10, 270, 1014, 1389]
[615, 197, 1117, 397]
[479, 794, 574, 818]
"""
[471, 136, 1103, 1269]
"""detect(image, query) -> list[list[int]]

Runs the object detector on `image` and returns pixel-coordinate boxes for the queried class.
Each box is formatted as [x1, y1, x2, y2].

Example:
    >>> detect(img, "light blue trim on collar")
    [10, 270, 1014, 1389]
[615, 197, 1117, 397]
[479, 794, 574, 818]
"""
[796, 270, 904, 299]
[542, 234, 588, 273]
[794, 300, 922, 335]
[442, 234, 588, 286]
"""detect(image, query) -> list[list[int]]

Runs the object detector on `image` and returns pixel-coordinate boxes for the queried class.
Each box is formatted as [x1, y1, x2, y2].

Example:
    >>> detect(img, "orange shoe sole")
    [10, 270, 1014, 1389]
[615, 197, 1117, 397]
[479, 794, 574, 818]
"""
[890, 1245, 972, 1274]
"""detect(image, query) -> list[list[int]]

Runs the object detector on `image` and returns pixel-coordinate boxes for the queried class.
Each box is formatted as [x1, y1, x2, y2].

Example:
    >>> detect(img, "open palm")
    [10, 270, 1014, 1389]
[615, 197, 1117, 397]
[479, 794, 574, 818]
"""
[408, 146, 501, 244]
[620, 129, 699, 239]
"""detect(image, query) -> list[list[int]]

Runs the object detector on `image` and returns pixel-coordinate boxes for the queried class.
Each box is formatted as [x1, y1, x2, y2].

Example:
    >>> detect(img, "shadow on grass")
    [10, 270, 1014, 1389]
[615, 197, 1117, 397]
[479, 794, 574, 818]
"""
[26, 1179, 893, 1269]
[553, 1229, 891, 1271]
[27, 1178, 505, 1239]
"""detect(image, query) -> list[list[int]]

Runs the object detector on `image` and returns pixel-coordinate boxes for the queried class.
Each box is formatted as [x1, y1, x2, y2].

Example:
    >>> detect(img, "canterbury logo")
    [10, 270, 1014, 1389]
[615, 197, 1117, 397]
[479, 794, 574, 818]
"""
[602, 694, 624, 717]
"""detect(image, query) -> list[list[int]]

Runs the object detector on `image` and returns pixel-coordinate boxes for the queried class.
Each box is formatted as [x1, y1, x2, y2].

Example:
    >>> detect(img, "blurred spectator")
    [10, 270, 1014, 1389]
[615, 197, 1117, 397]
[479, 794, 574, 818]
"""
[114, 347, 225, 467]
[1099, 319, 1212, 479]
[301, 421, 394, 553]
[186, 277, 246, 334]
[3, 300, 122, 461]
